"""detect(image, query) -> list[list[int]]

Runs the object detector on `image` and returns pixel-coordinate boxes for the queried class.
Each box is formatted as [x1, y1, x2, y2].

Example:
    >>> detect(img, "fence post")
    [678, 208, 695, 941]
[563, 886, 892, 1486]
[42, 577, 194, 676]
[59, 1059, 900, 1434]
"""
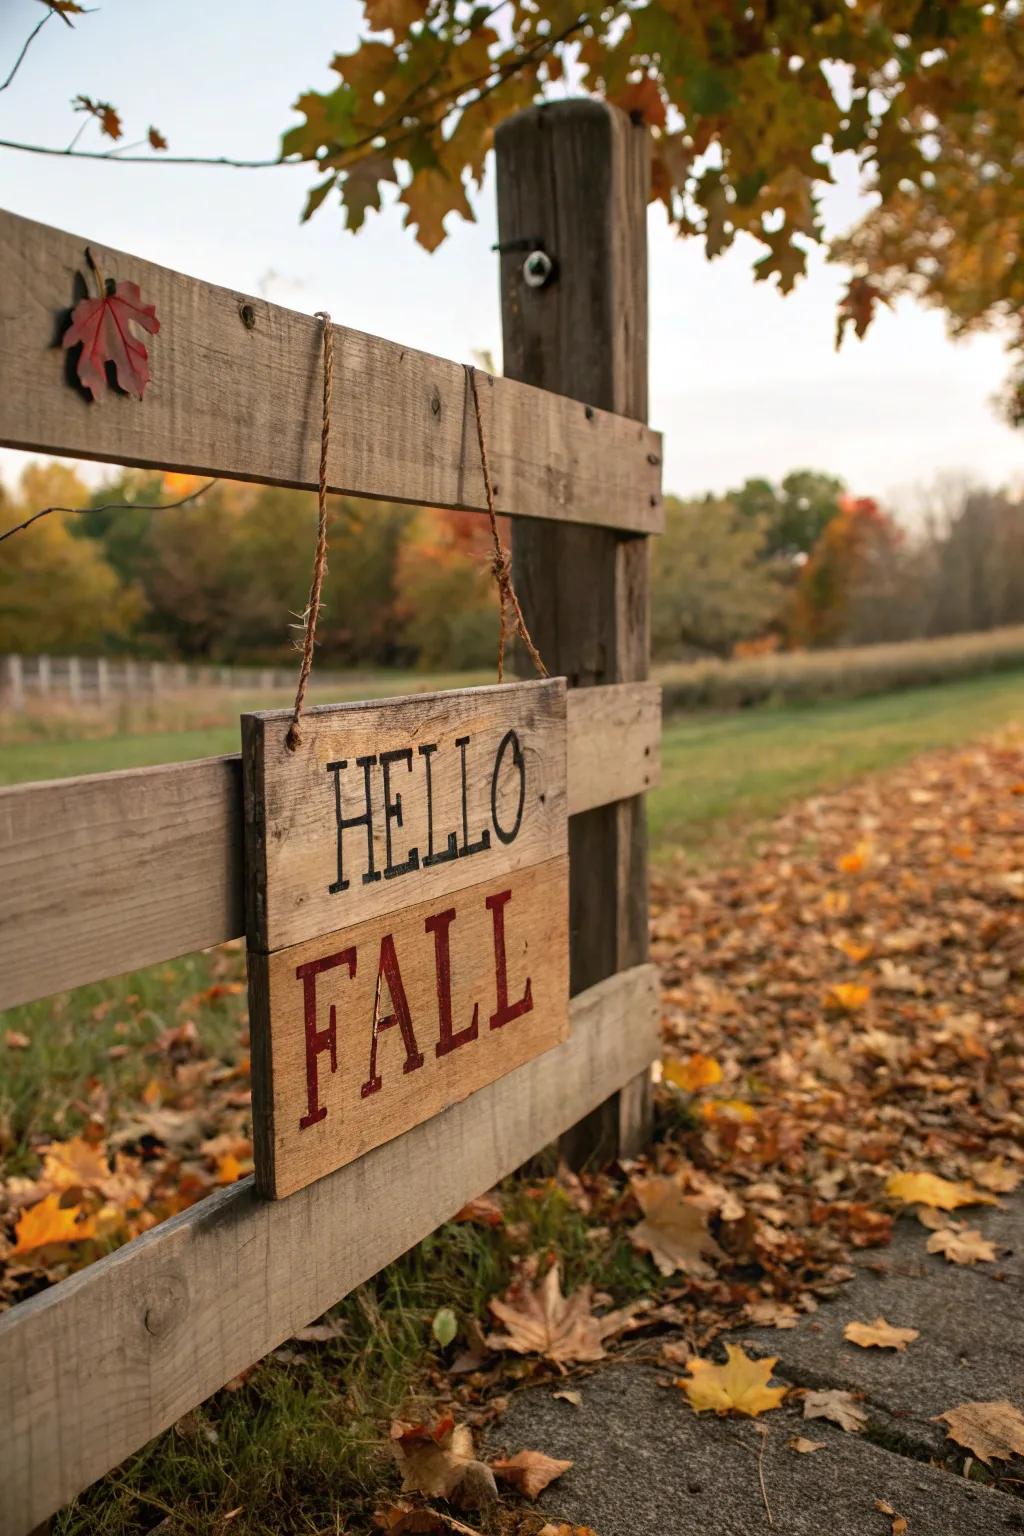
[495, 100, 654, 1162]
[2, 655, 25, 710]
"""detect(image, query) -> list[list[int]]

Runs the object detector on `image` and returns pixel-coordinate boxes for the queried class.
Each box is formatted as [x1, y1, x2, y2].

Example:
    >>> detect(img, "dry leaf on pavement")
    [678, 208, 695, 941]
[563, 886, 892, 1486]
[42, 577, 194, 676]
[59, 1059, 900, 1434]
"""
[678, 1344, 787, 1417]
[802, 1389, 867, 1433]
[487, 1265, 606, 1365]
[537, 1526, 598, 1536]
[490, 1449, 573, 1499]
[843, 1317, 919, 1351]
[885, 1172, 997, 1211]
[788, 1436, 826, 1453]
[934, 1400, 1024, 1465]
[969, 1158, 1020, 1194]
[926, 1227, 996, 1265]
[629, 1176, 725, 1278]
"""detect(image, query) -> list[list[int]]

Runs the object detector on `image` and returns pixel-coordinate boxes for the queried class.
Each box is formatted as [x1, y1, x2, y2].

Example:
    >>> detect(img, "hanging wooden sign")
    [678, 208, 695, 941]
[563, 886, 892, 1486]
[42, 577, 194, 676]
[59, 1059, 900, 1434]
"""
[242, 678, 569, 1198]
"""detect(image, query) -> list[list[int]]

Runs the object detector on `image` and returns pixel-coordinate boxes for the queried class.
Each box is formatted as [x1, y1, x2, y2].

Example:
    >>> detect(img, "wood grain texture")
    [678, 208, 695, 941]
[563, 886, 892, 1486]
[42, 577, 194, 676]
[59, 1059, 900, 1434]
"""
[0, 683, 656, 1011]
[0, 209, 662, 534]
[252, 856, 569, 1197]
[0, 963, 659, 1536]
[496, 101, 654, 1162]
[243, 679, 567, 952]
[566, 682, 659, 816]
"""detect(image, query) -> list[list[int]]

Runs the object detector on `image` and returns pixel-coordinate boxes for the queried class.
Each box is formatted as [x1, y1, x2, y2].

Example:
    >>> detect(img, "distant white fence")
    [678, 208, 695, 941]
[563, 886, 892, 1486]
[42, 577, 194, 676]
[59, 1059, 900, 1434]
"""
[0, 654, 316, 707]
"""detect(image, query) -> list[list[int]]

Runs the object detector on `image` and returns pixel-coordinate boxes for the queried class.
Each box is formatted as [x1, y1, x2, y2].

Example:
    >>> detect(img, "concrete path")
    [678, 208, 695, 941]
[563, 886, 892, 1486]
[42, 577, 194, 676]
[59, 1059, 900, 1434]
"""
[492, 1200, 1024, 1535]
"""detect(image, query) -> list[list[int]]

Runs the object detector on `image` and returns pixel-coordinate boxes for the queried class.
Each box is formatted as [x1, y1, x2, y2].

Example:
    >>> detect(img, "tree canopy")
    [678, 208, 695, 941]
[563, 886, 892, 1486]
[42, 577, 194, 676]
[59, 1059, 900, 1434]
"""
[5, 1, 1022, 414]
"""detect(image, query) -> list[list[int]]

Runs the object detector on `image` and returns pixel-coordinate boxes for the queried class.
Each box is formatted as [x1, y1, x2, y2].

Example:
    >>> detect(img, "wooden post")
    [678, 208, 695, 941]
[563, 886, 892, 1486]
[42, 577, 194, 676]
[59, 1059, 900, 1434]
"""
[495, 100, 655, 1163]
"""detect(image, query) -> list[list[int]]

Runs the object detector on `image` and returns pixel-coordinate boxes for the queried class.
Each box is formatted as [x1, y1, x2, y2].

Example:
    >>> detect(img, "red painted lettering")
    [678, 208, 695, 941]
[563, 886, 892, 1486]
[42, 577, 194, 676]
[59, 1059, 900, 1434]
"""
[361, 932, 425, 1097]
[486, 888, 533, 1030]
[427, 906, 480, 1058]
[295, 947, 357, 1130]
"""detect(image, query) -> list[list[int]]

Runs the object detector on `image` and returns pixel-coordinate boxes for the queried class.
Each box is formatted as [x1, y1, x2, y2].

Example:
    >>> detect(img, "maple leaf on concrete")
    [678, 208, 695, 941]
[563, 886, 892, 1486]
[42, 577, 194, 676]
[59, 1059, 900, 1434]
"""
[629, 1176, 725, 1279]
[389, 1416, 496, 1505]
[490, 1449, 573, 1499]
[934, 1401, 1024, 1466]
[487, 1265, 606, 1366]
[788, 1436, 826, 1453]
[63, 279, 160, 401]
[10, 1193, 97, 1255]
[802, 1389, 867, 1433]
[678, 1344, 787, 1417]
[885, 1172, 997, 1211]
[926, 1228, 997, 1266]
[843, 1317, 919, 1352]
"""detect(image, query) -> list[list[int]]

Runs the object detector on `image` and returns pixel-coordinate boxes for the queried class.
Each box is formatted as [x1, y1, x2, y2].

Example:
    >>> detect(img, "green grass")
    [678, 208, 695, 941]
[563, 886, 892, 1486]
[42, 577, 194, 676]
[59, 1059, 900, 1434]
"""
[650, 667, 1024, 864]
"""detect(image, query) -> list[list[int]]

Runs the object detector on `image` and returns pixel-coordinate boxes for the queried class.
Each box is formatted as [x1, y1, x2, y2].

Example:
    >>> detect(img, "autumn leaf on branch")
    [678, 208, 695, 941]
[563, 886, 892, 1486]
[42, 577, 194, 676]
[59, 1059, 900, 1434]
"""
[72, 94, 122, 141]
[147, 127, 168, 151]
[678, 1344, 787, 1417]
[62, 262, 160, 402]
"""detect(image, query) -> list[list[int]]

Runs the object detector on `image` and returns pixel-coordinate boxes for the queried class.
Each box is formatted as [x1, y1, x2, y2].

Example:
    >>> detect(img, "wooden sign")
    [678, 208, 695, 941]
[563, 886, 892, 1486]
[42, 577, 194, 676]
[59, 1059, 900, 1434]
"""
[242, 679, 569, 1198]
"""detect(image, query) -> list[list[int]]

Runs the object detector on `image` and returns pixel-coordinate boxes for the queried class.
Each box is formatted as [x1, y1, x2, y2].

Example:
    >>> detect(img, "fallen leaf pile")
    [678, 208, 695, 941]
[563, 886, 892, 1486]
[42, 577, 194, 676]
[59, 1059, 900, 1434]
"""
[646, 732, 1024, 1331]
[0, 951, 251, 1308]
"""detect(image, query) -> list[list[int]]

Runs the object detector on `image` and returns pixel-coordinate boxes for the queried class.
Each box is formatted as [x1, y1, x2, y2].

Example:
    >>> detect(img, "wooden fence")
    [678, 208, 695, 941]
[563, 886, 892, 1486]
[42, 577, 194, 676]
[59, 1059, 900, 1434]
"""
[0, 654, 355, 706]
[0, 101, 662, 1533]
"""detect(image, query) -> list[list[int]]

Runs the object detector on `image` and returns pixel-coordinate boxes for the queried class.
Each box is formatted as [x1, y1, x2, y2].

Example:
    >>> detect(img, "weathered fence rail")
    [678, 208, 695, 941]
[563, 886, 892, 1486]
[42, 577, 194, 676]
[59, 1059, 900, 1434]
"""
[0, 100, 662, 1534]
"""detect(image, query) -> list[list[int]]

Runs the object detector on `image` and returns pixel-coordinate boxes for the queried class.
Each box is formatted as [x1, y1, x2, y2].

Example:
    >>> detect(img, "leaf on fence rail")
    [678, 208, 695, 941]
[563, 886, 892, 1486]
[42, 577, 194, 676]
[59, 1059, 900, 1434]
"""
[63, 277, 160, 401]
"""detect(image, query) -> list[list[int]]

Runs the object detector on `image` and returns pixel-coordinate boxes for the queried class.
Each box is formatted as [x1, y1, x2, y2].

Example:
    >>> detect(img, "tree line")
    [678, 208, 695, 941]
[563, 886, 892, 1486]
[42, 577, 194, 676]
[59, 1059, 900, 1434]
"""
[2, 462, 1023, 667]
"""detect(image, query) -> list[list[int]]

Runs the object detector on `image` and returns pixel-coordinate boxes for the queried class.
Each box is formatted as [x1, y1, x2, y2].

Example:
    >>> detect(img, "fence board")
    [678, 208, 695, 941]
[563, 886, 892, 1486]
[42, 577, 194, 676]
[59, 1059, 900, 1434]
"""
[0, 684, 659, 1010]
[0, 962, 659, 1536]
[0, 210, 662, 535]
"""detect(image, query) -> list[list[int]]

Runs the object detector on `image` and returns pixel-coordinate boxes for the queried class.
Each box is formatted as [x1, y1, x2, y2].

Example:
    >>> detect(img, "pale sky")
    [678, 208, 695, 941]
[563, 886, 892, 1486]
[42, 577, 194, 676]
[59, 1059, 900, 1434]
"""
[1, 0, 1021, 509]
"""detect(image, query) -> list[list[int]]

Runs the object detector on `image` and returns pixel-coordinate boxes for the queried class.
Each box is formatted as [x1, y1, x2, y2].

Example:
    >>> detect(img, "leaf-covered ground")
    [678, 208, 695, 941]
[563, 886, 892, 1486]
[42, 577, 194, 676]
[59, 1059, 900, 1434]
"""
[1, 726, 1022, 1533]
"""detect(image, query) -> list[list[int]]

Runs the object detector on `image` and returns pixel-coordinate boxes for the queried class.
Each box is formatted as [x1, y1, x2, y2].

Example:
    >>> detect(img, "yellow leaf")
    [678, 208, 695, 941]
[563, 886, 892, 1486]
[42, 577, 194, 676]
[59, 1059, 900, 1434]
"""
[926, 1227, 996, 1265]
[663, 1053, 723, 1093]
[826, 982, 871, 1012]
[935, 1400, 1024, 1466]
[843, 1316, 919, 1351]
[678, 1344, 787, 1417]
[11, 1193, 97, 1255]
[885, 1172, 997, 1211]
[701, 1098, 759, 1124]
[215, 1152, 246, 1184]
[835, 936, 871, 964]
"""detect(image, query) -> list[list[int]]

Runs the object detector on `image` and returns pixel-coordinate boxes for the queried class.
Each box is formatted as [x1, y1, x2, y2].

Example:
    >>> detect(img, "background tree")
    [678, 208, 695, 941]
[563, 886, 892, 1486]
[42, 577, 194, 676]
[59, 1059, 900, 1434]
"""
[731, 470, 845, 562]
[651, 495, 782, 659]
[788, 495, 903, 648]
[0, 466, 139, 654]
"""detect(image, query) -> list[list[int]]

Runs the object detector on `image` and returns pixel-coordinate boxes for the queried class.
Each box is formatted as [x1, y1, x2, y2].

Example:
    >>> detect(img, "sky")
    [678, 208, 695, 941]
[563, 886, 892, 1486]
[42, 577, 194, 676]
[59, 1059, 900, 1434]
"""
[1, 0, 1021, 512]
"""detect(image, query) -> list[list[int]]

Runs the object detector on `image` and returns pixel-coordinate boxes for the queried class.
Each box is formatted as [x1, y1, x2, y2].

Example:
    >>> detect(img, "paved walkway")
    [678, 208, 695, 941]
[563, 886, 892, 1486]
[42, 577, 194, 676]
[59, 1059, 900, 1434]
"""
[493, 1199, 1024, 1535]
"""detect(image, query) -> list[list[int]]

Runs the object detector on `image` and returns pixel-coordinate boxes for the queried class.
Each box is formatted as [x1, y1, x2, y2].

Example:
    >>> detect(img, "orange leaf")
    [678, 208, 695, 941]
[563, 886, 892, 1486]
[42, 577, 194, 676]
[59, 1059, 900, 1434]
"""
[663, 1053, 723, 1093]
[11, 1193, 97, 1255]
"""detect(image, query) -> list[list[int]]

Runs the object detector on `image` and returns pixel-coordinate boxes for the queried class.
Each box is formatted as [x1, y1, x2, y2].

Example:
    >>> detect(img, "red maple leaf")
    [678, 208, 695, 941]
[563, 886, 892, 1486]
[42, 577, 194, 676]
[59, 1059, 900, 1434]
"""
[63, 280, 160, 401]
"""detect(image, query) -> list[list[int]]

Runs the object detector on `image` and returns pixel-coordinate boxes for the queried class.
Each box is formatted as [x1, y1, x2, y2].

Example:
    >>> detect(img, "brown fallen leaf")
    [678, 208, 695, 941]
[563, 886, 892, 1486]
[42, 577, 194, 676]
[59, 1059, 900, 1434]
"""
[969, 1157, 1020, 1195]
[892, 1520, 908, 1536]
[747, 1299, 799, 1328]
[788, 1436, 826, 1453]
[802, 1389, 867, 1433]
[553, 1389, 583, 1408]
[926, 1227, 996, 1266]
[490, 1449, 572, 1499]
[390, 1417, 497, 1506]
[934, 1400, 1024, 1465]
[885, 1172, 996, 1211]
[537, 1526, 598, 1536]
[678, 1344, 787, 1417]
[373, 1507, 447, 1534]
[843, 1317, 919, 1352]
[629, 1176, 725, 1278]
[487, 1265, 605, 1366]
[4, 1029, 30, 1050]
[453, 1194, 504, 1228]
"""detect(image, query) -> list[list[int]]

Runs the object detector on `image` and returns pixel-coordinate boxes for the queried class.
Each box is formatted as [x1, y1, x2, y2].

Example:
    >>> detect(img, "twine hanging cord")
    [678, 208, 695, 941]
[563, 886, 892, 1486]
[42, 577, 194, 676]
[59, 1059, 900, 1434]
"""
[464, 364, 548, 684]
[285, 311, 334, 752]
